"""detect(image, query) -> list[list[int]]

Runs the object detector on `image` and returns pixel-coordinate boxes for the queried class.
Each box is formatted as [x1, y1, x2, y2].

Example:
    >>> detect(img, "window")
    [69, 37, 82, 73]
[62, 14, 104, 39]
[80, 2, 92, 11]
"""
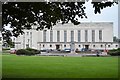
[64, 45, 66, 47]
[14, 38, 15, 41]
[93, 45, 95, 47]
[99, 30, 102, 41]
[30, 32, 32, 34]
[85, 30, 88, 42]
[28, 39, 29, 43]
[78, 30, 81, 42]
[92, 30, 95, 42]
[50, 30, 53, 42]
[64, 30, 67, 42]
[43, 45, 44, 47]
[79, 45, 81, 47]
[30, 32, 32, 47]
[50, 45, 52, 47]
[101, 45, 103, 47]
[26, 44, 29, 48]
[43, 30, 46, 42]
[57, 31, 60, 42]
[27, 32, 29, 35]
[71, 31, 74, 42]
[108, 45, 110, 47]
[116, 45, 118, 47]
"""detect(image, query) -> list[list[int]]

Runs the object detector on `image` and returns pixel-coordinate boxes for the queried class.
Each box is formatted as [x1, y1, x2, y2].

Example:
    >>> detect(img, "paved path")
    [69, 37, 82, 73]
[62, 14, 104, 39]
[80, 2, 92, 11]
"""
[37, 52, 108, 57]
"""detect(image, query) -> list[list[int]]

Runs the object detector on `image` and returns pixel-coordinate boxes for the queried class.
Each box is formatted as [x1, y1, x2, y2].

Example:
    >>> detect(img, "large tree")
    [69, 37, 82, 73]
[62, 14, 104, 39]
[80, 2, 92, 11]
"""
[2, 1, 118, 43]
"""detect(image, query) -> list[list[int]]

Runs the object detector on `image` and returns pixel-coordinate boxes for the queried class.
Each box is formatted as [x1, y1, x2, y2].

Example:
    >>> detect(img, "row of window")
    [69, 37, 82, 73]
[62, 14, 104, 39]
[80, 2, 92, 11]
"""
[41, 44, 118, 48]
[43, 30, 102, 42]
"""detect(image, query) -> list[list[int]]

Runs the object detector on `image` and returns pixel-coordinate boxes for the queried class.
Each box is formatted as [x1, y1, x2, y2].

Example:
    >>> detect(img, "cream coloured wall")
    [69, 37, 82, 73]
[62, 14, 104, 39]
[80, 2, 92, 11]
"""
[14, 22, 119, 50]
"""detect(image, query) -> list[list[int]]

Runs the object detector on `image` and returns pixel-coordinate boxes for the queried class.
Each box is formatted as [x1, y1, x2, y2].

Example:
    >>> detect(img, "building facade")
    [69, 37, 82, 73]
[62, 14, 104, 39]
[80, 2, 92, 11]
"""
[14, 22, 119, 51]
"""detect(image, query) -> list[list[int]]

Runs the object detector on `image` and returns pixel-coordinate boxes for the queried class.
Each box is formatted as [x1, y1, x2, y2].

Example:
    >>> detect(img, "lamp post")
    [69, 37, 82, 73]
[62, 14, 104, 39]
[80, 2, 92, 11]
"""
[105, 43, 107, 52]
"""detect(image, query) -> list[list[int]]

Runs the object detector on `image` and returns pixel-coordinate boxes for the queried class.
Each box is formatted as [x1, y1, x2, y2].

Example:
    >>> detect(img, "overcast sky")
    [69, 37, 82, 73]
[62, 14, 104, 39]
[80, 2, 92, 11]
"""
[79, 0, 118, 37]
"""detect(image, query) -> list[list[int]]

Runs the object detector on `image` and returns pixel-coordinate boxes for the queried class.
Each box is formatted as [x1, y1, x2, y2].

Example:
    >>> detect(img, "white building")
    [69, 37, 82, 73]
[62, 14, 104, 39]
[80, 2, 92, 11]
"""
[14, 22, 119, 51]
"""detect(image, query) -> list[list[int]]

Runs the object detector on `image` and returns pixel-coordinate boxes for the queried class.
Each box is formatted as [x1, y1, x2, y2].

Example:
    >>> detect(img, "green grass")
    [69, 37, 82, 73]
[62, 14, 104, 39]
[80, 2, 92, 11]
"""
[2, 54, 118, 78]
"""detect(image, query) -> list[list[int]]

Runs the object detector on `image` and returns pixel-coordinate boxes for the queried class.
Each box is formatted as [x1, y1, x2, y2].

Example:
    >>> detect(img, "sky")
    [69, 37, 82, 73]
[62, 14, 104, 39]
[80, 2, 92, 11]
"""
[79, 0, 118, 37]
[4, 1, 118, 37]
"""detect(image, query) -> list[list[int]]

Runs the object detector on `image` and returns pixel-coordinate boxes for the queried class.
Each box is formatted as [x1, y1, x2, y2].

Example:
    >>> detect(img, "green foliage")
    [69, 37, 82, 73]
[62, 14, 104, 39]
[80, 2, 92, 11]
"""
[16, 49, 29, 55]
[2, 48, 10, 51]
[26, 48, 40, 54]
[2, 2, 118, 43]
[16, 48, 40, 56]
[108, 48, 120, 56]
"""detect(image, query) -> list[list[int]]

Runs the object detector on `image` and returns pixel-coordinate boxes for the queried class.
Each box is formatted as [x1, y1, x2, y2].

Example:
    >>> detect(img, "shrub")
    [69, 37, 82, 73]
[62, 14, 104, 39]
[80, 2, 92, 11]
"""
[16, 49, 28, 55]
[26, 48, 40, 54]
[108, 48, 120, 56]
[2, 48, 10, 51]
[16, 48, 40, 56]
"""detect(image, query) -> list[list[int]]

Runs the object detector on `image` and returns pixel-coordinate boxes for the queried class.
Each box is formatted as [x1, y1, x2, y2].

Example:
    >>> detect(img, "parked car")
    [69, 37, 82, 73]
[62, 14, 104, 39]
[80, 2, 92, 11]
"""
[10, 48, 16, 54]
[64, 48, 71, 53]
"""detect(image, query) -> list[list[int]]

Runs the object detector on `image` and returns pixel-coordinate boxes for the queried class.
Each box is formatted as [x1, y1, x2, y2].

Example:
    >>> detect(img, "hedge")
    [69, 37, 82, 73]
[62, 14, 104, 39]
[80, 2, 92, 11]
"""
[16, 48, 40, 56]
[108, 48, 120, 56]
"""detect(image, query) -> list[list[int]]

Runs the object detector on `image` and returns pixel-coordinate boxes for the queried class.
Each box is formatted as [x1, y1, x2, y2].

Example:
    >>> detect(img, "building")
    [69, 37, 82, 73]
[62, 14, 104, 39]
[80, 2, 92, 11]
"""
[14, 22, 119, 51]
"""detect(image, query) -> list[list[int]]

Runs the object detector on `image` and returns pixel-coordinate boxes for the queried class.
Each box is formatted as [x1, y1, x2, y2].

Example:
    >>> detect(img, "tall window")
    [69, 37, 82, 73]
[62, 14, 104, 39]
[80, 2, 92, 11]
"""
[43, 30, 46, 42]
[99, 30, 102, 41]
[78, 30, 81, 42]
[92, 30, 95, 42]
[50, 30, 53, 42]
[85, 30, 88, 42]
[27, 32, 29, 35]
[64, 30, 67, 42]
[71, 31, 74, 42]
[30, 32, 32, 47]
[57, 31, 60, 42]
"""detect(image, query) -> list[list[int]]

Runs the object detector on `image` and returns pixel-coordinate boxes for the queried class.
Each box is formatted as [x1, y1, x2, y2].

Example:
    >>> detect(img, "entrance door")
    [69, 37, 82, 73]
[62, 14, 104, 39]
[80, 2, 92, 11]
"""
[85, 45, 89, 50]
[56, 45, 60, 50]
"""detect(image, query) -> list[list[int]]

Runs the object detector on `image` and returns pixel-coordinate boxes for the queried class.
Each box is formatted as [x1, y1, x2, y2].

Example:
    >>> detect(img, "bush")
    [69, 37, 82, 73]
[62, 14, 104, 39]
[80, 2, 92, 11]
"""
[16, 48, 40, 56]
[2, 48, 10, 51]
[26, 48, 40, 54]
[16, 49, 28, 55]
[108, 48, 120, 56]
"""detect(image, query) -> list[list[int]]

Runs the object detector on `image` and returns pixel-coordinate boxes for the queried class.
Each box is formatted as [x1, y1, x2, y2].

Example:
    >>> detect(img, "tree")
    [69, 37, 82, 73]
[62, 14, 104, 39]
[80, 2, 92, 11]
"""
[2, 1, 118, 43]
[113, 36, 120, 42]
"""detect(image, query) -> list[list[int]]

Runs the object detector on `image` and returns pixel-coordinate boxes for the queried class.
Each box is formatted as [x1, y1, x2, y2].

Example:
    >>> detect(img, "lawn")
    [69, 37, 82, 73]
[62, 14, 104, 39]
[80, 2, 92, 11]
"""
[2, 54, 118, 78]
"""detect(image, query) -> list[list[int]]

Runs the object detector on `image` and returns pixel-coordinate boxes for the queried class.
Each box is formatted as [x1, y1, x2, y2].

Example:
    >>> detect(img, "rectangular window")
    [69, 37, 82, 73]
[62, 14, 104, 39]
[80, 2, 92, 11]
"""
[27, 32, 29, 35]
[99, 30, 102, 41]
[85, 30, 88, 42]
[43, 30, 46, 42]
[78, 30, 81, 42]
[92, 30, 95, 42]
[71, 31, 74, 42]
[64, 30, 67, 42]
[50, 30, 53, 42]
[57, 31, 60, 42]
[30, 32, 32, 47]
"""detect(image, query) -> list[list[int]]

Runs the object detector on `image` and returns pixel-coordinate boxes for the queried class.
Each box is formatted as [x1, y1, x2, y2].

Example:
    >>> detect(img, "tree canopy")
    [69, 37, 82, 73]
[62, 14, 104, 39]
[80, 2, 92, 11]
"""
[2, 1, 118, 43]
